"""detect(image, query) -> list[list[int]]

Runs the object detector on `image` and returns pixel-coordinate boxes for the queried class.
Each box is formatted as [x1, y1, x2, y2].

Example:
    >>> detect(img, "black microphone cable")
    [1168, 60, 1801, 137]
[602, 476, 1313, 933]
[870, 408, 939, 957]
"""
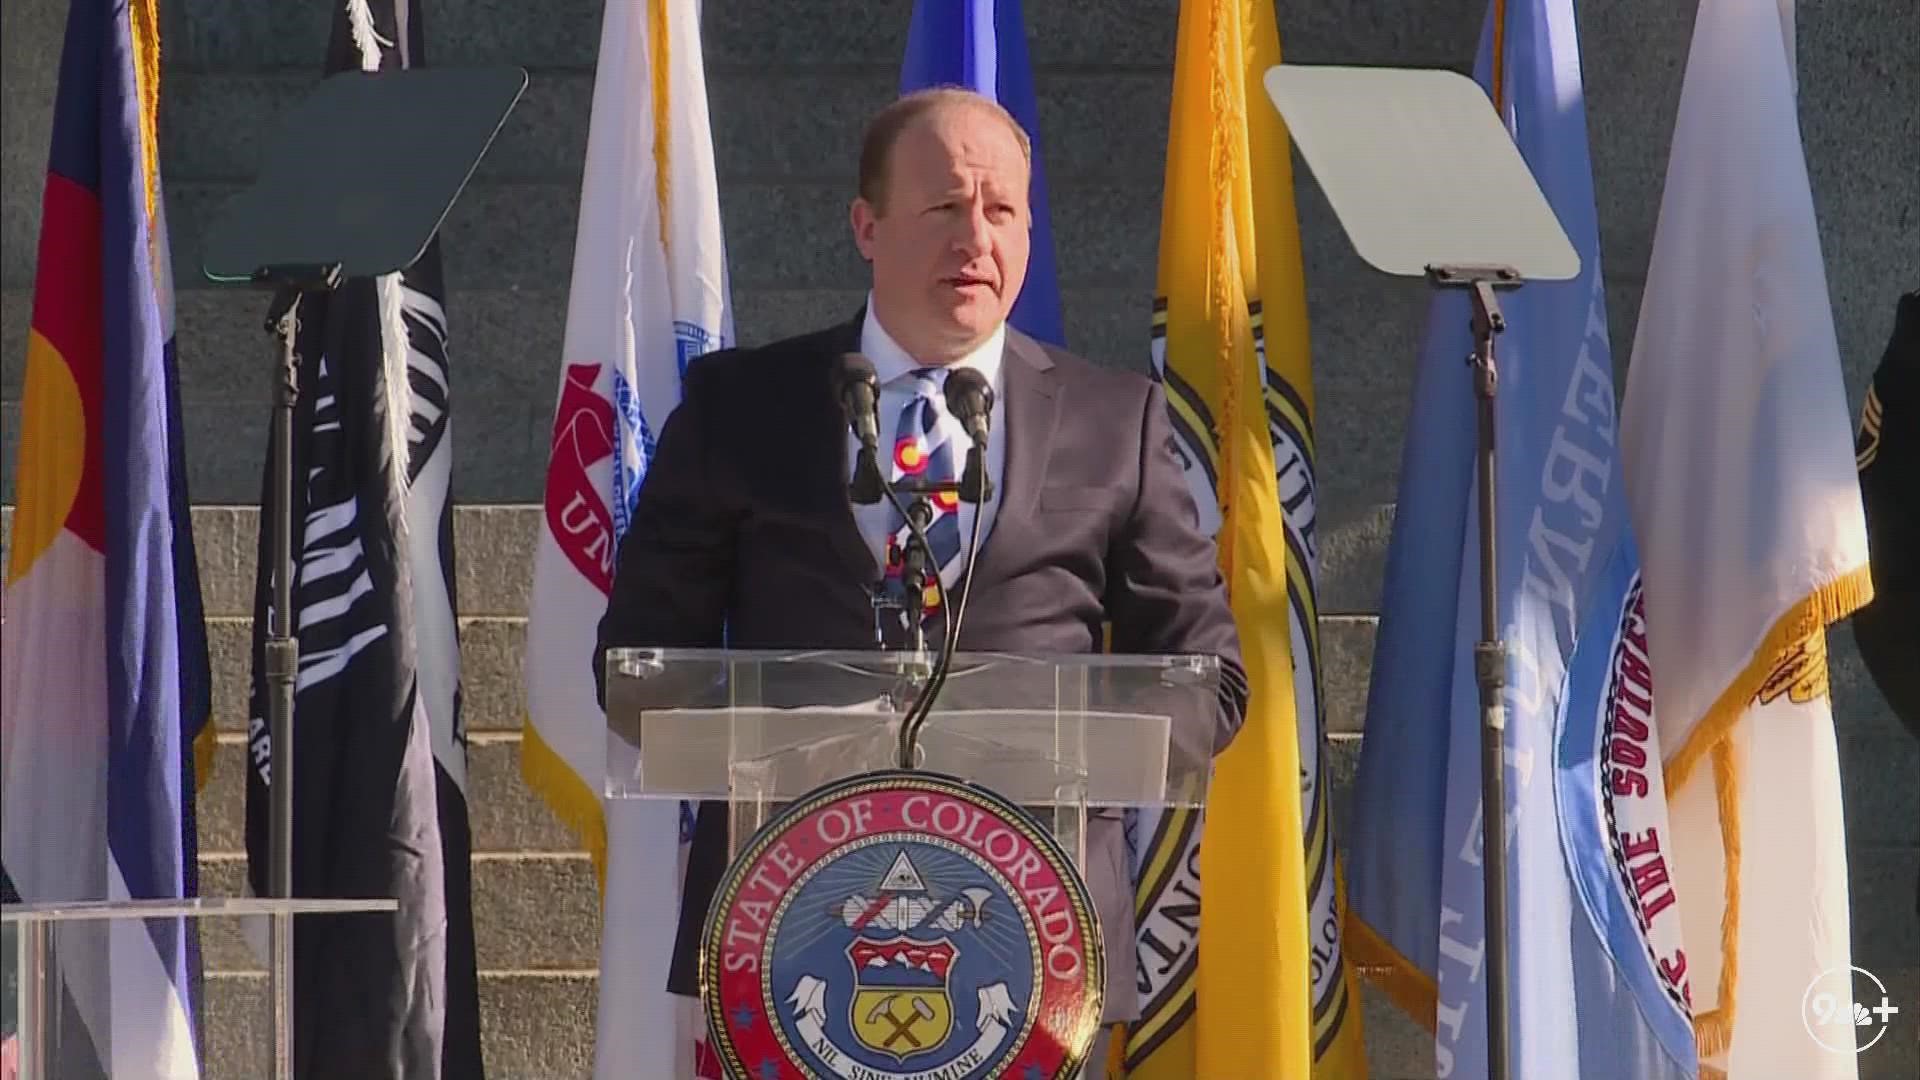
[896, 368, 994, 768]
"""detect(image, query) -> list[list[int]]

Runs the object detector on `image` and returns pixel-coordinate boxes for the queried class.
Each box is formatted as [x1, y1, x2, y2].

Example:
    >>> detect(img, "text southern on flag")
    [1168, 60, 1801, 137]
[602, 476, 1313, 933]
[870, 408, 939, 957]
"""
[1345, 1, 1697, 1078]
[1621, 0, 1873, 1073]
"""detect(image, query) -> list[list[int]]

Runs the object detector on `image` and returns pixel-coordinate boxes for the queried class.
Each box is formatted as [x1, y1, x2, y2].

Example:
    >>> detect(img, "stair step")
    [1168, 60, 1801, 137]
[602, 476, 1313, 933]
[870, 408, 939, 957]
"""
[189, 736, 1918, 991]
[200, 614, 529, 731]
[1, 496, 1406, 622]
[195, 852, 599, 974]
[198, 731, 582, 856]
[200, 969, 597, 1080]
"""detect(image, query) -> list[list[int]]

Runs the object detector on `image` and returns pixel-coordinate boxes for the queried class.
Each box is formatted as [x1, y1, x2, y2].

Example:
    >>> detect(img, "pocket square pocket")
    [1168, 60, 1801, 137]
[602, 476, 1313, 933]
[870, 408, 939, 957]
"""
[1038, 485, 1118, 511]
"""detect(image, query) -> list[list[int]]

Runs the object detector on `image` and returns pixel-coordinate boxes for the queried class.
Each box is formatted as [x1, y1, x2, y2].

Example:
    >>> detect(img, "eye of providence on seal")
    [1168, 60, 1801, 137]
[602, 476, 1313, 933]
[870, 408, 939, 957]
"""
[701, 771, 1106, 1080]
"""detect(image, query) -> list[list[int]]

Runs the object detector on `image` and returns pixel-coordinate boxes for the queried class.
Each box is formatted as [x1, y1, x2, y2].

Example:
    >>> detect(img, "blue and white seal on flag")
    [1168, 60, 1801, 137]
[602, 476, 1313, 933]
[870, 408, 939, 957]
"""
[676, 319, 718, 377]
[1557, 563, 1698, 1059]
[608, 369, 655, 543]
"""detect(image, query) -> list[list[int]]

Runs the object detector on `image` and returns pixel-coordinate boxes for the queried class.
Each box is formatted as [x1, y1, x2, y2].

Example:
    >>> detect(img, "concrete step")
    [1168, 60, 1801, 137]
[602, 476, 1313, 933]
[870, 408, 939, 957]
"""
[196, 615, 530, 735]
[3, 500, 1914, 748]
[194, 852, 599, 973]
[197, 730, 580, 855]
[5, 500, 1916, 1078]
[177, 850, 1918, 1080]
[177, 893, 1920, 1077]
[189, 734, 1918, 985]
[201, 969, 596, 1079]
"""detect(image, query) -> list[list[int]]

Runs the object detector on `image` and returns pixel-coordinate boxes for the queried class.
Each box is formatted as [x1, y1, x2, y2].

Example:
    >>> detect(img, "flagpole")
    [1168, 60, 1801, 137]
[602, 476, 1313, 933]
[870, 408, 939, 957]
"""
[1431, 263, 1520, 1080]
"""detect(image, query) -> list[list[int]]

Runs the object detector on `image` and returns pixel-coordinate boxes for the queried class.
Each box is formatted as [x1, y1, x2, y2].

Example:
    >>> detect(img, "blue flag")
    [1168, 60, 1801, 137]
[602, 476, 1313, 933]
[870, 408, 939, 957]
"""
[899, 0, 1064, 346]
[1345, 1, 1699, 1077]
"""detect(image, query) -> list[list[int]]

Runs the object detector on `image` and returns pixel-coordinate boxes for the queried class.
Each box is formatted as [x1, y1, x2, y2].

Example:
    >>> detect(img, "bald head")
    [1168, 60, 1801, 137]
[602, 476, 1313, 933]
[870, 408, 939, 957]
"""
[858, 88, 1032, 214]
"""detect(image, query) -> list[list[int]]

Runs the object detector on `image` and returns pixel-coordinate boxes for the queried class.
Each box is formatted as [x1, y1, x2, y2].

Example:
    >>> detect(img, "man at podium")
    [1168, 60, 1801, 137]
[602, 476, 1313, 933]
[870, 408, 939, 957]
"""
[595, 87, 1249, 1043]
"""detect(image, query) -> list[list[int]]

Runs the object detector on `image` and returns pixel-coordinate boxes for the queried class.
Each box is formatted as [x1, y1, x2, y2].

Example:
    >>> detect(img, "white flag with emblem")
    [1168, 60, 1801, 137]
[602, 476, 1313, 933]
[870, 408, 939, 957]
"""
[521, 0, 733, 1077]
[1620, 0, 1872, 1075]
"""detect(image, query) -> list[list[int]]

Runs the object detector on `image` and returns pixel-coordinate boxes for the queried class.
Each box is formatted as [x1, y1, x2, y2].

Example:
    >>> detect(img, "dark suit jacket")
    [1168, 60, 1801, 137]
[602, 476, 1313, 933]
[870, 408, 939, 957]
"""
[592, 314, 1249, 1016]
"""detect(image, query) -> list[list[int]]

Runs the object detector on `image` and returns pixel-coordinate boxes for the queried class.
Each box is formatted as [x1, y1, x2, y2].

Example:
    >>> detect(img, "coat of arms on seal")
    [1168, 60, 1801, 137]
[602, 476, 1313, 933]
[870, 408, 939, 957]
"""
[701, 770, 1104, 1079]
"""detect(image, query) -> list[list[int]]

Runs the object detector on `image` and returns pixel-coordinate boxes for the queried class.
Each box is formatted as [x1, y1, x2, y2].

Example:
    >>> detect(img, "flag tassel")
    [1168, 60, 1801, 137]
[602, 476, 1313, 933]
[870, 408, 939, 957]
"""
[1658, 564, 1872, 1060]
[345, 0, 392, 69]
[1694, 741, 1743, 1060]
[377, 273, 415, 507]
[1661, 567, 1875, 794]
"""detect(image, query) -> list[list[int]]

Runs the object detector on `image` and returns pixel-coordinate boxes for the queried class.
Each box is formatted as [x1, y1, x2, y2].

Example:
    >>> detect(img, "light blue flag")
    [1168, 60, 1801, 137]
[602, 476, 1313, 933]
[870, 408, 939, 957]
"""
[1346, 1, 1700, 1077]
[899, 0, 1064, 346]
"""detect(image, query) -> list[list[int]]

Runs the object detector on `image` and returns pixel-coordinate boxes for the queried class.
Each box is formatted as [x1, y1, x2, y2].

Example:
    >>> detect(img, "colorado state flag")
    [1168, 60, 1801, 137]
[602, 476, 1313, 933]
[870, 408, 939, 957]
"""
[1, 1, 210, 1076]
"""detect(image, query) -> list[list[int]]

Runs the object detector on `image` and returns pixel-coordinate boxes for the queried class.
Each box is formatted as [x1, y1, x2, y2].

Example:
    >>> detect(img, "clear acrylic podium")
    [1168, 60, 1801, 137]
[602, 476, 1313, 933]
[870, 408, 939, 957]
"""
[603, 648, 1219, 872]
[2, 896, 396, 1080]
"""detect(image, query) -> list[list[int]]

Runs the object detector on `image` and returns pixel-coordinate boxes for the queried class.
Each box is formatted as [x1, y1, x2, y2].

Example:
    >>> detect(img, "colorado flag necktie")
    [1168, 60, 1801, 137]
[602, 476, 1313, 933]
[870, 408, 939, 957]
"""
[885, 368, 964, 619]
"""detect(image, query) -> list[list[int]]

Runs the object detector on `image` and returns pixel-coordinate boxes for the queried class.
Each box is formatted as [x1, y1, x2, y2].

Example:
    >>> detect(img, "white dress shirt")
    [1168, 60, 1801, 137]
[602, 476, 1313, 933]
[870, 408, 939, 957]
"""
[849, 298, 1007, 586]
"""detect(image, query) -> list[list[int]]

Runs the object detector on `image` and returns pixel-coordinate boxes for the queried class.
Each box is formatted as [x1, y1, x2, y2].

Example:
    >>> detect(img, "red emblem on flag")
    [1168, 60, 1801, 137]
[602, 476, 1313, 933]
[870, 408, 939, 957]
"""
[542, 362, 619, 594]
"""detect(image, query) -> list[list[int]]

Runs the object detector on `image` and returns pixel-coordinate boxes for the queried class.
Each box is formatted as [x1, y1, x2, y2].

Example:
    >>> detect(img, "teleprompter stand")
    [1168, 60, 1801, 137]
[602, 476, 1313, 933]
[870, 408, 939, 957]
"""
[1261, 64, 1580, 1080]
[196, 64, 525, 1080]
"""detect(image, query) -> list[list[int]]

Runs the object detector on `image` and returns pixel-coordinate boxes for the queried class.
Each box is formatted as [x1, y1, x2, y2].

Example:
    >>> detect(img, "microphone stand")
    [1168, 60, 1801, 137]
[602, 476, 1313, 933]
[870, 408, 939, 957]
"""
[891, 445, 989, 770]
[842, 374, 991, 771]
[896, 495, 939, 657]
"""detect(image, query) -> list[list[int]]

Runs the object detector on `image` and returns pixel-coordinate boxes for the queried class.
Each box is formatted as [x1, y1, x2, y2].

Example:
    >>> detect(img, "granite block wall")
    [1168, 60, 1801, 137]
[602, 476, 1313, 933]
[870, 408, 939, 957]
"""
[3, 0, 1915, 1076]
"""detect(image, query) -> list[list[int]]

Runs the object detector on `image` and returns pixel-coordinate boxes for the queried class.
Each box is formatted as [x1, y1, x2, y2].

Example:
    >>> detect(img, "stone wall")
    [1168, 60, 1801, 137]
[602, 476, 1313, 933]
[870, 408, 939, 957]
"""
[3, 0, 1915, 1076]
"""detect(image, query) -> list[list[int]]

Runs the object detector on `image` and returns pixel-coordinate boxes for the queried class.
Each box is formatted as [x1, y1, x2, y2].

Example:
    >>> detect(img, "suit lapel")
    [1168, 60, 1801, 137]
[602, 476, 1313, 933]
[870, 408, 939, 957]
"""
[970, 330, 1057, 585]
[817, 318, 1056, 588]
[818, 314, 883, 584]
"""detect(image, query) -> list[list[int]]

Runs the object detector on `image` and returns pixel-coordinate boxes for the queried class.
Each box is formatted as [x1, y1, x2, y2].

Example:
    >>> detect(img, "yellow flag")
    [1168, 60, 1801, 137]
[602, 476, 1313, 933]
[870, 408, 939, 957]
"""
[1124, 1, 1367, 1077]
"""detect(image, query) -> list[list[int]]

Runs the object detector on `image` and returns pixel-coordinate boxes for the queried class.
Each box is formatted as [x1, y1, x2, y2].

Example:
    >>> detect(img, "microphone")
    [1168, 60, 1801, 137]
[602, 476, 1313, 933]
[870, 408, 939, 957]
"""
[942, 367, 994, 503]
[894, 368, 995, 766]
[837, 352, 884, 504]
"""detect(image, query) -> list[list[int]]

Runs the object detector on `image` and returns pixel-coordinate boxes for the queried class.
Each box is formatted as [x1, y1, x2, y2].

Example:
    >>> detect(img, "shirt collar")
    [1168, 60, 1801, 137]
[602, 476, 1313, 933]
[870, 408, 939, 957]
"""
[860, 293, 1007, 390]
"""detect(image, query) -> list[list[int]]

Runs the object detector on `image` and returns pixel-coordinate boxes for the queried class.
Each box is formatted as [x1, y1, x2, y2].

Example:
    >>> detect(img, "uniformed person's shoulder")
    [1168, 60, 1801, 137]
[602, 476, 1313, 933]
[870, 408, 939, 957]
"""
[1852, 289, 1920, 735]
[1857, 290, 1918, 487]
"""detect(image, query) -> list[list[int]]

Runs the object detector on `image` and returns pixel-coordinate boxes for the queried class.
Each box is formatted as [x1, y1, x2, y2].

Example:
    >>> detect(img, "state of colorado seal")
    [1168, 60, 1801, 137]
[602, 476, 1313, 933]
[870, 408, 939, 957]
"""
[701, 771, 1104, 1079]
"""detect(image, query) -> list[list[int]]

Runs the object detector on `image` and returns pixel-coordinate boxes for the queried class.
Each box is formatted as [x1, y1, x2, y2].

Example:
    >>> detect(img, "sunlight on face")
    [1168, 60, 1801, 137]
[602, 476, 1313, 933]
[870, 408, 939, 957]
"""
[851, 103, 1031, 364]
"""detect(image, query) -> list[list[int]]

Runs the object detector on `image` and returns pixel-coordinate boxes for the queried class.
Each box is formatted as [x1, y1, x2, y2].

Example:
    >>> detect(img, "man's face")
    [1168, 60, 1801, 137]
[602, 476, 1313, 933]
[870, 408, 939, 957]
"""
[851, 104, 1031, 362]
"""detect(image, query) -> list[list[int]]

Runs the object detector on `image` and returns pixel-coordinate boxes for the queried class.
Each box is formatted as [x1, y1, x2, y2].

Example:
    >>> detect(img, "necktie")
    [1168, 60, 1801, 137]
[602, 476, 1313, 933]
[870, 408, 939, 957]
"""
[884, 369, 964, 622]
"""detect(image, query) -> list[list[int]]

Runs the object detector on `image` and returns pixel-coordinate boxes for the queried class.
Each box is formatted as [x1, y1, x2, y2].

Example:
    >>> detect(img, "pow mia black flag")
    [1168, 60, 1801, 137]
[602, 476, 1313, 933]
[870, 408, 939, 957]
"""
[242, 1, 481, 1076]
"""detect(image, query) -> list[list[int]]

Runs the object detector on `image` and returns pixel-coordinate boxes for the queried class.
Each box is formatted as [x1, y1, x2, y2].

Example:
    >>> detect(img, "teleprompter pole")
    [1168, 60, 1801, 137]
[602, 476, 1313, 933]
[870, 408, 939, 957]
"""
[258, 262, 341, 1080]
[1430, 262, 1520, 1080]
